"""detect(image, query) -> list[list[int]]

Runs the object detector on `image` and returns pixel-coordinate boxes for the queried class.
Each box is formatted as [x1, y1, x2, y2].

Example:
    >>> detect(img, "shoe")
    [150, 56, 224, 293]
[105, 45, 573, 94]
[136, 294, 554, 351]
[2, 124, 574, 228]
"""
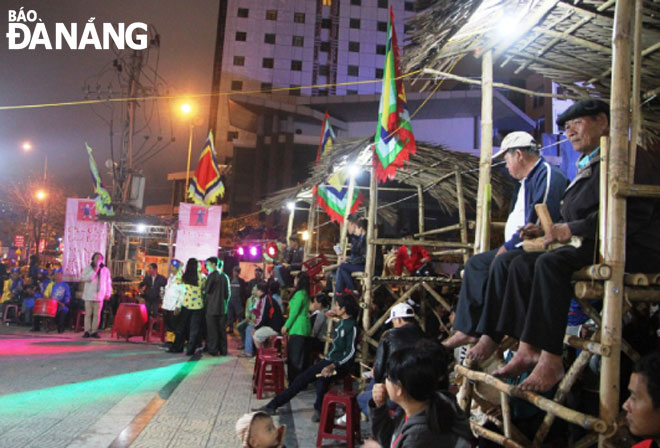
[207, 351, 219, 356]
[185, 351, 195, 356]
[252, 406, 277, 415]
[90, 332, 101, 339]
[238, 352, 253, 358]
[167, 347, 182, 353]
[82, 332, 90, 338]
[311, 410, 321, 423]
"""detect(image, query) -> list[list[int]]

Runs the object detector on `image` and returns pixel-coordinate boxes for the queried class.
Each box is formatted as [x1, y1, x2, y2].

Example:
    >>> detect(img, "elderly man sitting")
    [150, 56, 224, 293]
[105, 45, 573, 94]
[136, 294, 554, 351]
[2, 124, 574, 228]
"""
[473, 99, 660, 393]
[444, 131, 568, 353]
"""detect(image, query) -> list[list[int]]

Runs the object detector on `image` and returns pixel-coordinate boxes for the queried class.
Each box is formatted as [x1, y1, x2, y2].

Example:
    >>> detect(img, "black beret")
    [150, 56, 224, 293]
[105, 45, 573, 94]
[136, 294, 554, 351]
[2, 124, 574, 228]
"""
[556, 99, 609, 127]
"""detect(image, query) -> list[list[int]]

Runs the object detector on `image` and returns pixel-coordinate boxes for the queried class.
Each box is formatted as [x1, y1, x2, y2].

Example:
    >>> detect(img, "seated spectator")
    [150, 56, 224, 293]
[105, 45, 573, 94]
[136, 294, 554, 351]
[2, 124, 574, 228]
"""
[45, 268, 71, 333]
[395, 242, 432, 277]
[269, 280, 282, 309]
[624, 351, 660, 448]
[370, 341, 472, 447]
[21, 284, 38, 325]
[1, 267, 23, 315]
[281, 272, 312, 383]
[235, 411, 286, 448]
[309, 292, 331, 355]
[443, 130, 568, 352]
[251, 282, 285, 352]
[273, 236, 304, 287]
[358, 303, 426, 418]
[335, 214, 367, 295]
[254, 294, 360, 422]
[238, 284, 261, 354]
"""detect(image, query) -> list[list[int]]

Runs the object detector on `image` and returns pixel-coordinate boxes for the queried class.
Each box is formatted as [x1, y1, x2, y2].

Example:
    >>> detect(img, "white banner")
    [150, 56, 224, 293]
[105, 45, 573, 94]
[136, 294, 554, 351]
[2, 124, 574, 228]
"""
[175, 203, 222, 265]
[62, 198, 108, 281]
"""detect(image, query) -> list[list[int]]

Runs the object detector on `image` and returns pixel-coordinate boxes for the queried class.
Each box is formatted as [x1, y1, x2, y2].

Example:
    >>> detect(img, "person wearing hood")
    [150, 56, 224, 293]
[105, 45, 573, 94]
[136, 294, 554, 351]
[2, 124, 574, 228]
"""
[370, 340, 472, 447]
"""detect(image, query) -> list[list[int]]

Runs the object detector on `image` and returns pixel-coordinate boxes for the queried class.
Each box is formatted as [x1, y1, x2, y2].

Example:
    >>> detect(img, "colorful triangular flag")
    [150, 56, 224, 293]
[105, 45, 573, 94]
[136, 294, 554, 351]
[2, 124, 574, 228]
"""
[188, 131, 225, 208]
[373, 6, 417, 183]
[85, 143, 114, 216]
[313, 113, 363, 223]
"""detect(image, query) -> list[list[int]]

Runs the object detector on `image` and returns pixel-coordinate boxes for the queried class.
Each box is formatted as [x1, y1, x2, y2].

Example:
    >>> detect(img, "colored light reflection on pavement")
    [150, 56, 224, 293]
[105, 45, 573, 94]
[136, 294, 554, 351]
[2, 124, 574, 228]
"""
[0, 336, 117, 357]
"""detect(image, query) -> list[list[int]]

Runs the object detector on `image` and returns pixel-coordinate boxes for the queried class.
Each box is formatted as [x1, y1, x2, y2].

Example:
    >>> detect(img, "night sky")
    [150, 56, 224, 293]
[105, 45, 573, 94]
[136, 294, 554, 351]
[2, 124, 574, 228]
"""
[0, 0, 220, 205]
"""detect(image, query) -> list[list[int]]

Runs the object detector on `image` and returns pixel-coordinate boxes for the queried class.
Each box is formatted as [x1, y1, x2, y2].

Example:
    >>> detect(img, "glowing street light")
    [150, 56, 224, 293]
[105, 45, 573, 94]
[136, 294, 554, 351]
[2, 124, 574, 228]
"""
[180, 103, 192, 115]
[35, 189, 47, 201]
[22, 141, 33, 151]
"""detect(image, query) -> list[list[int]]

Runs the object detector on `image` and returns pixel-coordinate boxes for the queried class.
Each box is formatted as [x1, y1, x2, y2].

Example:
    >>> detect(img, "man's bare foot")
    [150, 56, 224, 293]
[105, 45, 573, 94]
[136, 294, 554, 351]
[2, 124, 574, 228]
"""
[443, 331, 477, 349]
[492, 343, 540, 378]
[466, 335, 498, 361]
[519, 351, 564, 393]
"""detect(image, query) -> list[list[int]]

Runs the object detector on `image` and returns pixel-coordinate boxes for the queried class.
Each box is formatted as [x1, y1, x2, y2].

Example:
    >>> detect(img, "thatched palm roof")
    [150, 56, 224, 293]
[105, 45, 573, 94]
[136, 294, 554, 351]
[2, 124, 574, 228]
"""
[259, 138, 511, 218]
[405, 0, 660, 142]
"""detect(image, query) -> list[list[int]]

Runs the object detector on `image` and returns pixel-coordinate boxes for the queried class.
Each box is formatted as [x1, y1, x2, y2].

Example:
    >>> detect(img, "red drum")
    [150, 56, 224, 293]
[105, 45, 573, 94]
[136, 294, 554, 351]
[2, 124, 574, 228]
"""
[33, 299, 58, 317]
[113, 303, 148, 339]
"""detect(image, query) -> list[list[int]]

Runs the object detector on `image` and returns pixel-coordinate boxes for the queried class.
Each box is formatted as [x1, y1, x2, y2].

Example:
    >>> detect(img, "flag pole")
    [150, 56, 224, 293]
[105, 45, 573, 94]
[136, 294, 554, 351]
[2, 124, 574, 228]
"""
[184, 123, 194, 201]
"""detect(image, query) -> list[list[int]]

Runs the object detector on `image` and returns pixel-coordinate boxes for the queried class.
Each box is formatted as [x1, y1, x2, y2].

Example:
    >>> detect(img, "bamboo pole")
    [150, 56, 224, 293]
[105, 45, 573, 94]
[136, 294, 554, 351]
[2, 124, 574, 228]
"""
[601, 3, 634, 443]
[470, 422, 525, 448]
[414, 223, 462, 238]
[455, 170, 470, 264]
[304, 198, 317, 259]
[532, 338, 596, 447]
[630, 0, 643, 178]
[455, 365, 609, 433]
[371, 238, 471, 248]
[600, 136, 609, 261]
[286, 205, 295, 242]
[501, 391, 512, 439]
[564, 335, 610, 357]
[612, 182, 660, 199]
[417, 185, 425, 235]
[431, 249, 468, 257]
[573, 264, 612, 281]
[361, 162, 378, 373]
[339, 175, 356, 254]
[475, 50, 493, 255]
[421, 281, 452, 312]
[366, 283, 422, 337]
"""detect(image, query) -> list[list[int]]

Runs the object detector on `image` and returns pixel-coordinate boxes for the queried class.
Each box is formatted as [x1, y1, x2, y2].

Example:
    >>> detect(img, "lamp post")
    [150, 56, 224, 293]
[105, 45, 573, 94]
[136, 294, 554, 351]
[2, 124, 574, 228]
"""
[22, 141, 47, 182]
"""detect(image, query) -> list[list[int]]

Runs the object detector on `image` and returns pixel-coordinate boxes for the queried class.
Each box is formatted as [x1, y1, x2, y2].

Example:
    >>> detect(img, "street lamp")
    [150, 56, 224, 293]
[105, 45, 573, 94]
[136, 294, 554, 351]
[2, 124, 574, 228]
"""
[21, 141, 47, 182]
[35, 189, 47, 201]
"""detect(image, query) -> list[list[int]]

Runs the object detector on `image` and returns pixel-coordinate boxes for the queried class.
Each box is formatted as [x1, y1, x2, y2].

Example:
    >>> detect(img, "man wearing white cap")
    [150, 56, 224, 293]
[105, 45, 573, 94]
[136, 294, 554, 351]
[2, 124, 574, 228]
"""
[357, 302, 426, 418]
[444, 131, 568, 359]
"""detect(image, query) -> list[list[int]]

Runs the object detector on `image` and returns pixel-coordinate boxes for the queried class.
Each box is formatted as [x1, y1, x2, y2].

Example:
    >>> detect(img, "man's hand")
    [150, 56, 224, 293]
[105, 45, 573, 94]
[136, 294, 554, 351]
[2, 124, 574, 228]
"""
[543, 223, 572, 248]
[320, 364, 335, 377]
[495, 245, 507, 257]
[372, 383, 388, 408]
[280, 326, 288, 336]
[519, 224, 544, 240]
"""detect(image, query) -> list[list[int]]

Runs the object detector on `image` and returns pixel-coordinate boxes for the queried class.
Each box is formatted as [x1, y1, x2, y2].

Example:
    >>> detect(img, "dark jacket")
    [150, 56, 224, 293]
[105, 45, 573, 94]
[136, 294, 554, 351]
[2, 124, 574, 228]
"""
[140, 273, 167, 302]
[504, 157, 569, 250]
[205, 270, 231, 316]
[325, 317, 358, 367]
[373, 323, 426, 383]
[370, 391, 472, 448]
[283, 246, 304, 270]
[348, 234, 367, 266]
[560, 149, 660, 270]
[255, 294, 285, 333]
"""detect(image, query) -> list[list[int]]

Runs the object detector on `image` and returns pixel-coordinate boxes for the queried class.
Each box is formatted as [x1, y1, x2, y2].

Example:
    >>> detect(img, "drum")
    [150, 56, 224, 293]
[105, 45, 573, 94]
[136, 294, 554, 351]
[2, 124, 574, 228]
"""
[33, 299, 58, 317]
[113, 303, 148, 339]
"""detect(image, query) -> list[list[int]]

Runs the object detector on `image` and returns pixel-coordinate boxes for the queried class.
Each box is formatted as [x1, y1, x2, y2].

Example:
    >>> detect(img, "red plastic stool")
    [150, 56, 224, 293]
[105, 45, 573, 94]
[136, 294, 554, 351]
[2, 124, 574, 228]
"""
[253, 346, 282, 392]
[144, 316, 165, 342]
[72, 310, 85, 331]
[255, 356, 285, 399]
[2, 304, 19, 324]
[316, 389, 361, 448]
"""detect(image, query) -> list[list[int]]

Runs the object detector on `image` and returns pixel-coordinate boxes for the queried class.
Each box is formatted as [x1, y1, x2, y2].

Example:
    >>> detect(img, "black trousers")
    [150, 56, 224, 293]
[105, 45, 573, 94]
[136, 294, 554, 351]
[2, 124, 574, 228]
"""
[286, 334, 308, 383]
[267, 359, 350, 411]
[206, 313, 227, 355]
[172, 307, 204, 354]
[163, 310, 179, 333]
[453, 249, 523, 338]
[226, 299, 243, 332]
[146, 299, 160, 318]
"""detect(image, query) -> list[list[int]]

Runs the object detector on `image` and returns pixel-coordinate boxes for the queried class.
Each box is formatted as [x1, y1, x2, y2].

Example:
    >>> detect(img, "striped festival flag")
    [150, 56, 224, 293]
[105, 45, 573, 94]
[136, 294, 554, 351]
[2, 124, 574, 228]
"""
[85, 143, 114, 216]
[373, 6, 417, 183]
[314, 113, 363, 223]
[188, 131, 225, 207]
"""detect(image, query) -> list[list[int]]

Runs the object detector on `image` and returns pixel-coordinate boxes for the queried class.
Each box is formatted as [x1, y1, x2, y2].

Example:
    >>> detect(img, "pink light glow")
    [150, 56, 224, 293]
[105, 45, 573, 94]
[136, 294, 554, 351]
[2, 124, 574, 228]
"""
[249, 246, 258, 257]
[237, 247, 245, 256]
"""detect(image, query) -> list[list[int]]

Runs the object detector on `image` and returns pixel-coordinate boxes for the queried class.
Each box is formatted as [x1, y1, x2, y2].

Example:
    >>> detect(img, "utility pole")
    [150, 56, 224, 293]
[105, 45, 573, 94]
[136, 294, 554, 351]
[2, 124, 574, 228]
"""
[119, 50, 144, 204]
[207, 0, 229, 151]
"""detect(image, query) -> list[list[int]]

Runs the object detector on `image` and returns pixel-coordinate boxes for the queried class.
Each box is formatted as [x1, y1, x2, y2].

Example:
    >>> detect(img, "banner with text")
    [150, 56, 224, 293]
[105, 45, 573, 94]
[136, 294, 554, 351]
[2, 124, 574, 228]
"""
[63, 198, 108, 281]
[175, 203, 222, 264]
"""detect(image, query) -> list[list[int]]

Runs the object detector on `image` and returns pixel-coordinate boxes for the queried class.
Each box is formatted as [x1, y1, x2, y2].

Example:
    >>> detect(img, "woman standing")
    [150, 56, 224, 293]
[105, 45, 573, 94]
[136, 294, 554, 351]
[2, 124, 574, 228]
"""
[169, 258, 205, 356]
[81, 252, 112, 338]
[281, 272, 311, 383]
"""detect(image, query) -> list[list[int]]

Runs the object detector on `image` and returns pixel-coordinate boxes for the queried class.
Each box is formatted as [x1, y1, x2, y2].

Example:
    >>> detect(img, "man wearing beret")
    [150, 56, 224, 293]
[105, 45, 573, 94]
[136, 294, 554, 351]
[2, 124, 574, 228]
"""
[474, 99, 660, 392]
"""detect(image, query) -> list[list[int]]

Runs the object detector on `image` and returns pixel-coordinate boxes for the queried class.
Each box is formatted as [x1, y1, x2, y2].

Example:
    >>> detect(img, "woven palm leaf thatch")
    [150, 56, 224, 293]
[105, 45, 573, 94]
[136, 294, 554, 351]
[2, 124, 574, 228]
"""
[259, 137, 511, 218]
[404, 0, 660, 144]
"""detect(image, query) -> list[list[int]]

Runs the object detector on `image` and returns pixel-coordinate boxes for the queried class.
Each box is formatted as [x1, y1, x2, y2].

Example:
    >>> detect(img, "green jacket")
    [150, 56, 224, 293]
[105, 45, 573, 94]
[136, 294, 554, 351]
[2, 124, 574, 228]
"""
[326, 317, 357, 367]
[284, 289, 311, 336]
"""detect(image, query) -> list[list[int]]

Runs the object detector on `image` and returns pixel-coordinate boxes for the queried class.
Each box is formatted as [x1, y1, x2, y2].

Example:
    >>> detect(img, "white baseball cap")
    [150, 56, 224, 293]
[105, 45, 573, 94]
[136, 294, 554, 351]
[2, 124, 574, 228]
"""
[492, 131, 537, 160]
[385, 303, 415, 324]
